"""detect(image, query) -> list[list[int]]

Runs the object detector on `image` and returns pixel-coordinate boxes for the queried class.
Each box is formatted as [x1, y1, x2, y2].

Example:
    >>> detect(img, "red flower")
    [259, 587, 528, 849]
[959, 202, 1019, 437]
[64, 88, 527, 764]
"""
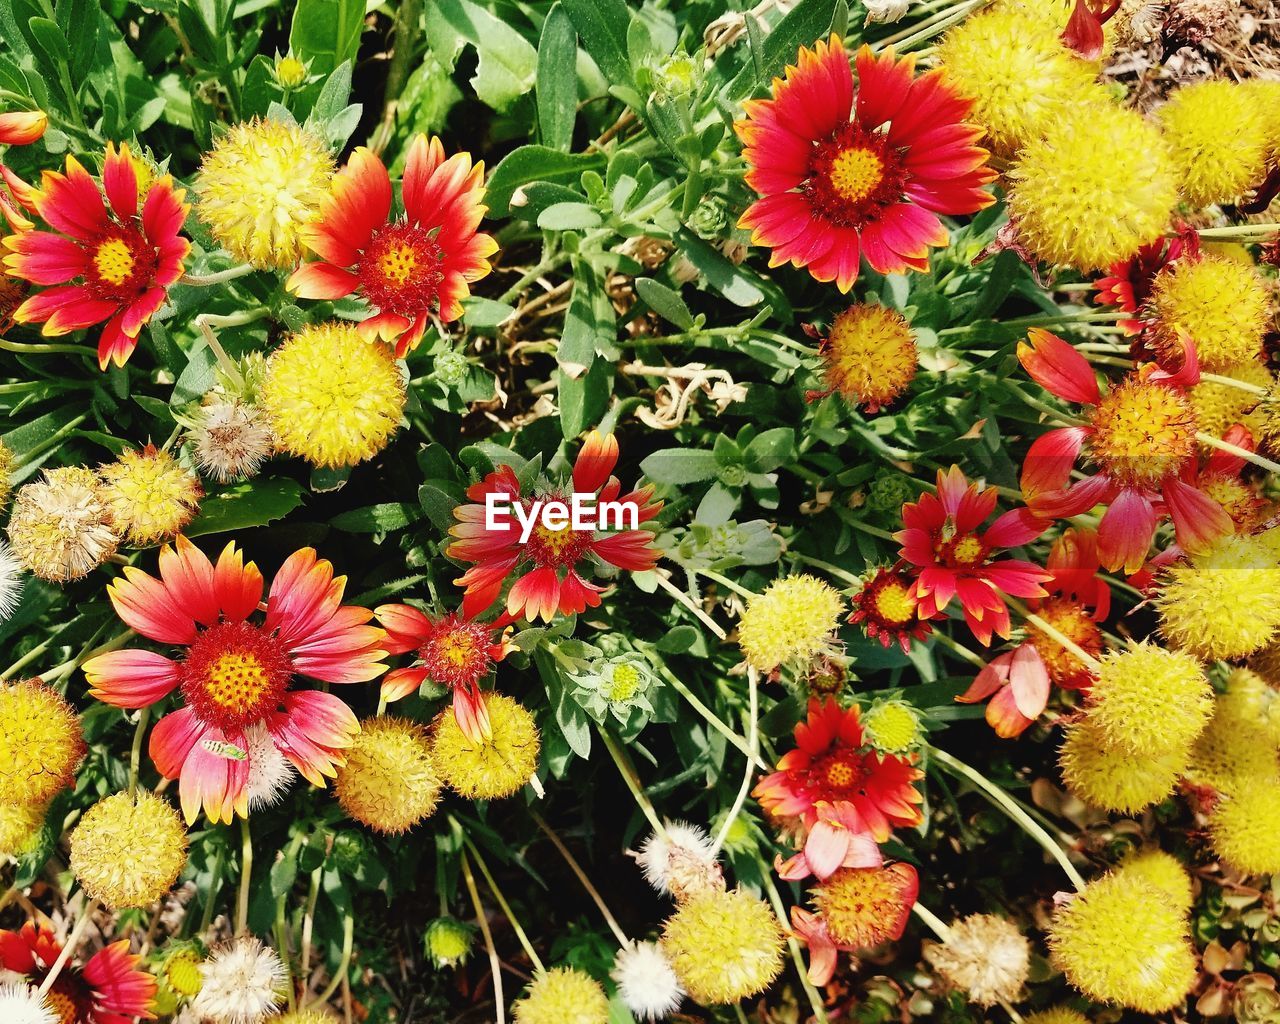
[959, 644, 1051, 738]
[1094, 226, 1198, 336]
[288, 134, 497, 357]
[1018, 328, 1231, 573]
[754, 698, 923, 880]
[1182, 423, 1269, 532]
[849, 564, 934, 651]
[735, 35, 994, 292]
[895, 466, 1051, 646]
[4, 142, 189, 369]
[446, 431, 662, 623]
[375, 604, 509, 740]
[1061, 0, 1121, 59]
[83, 537, 387, 824]
[0, 921, 156, 1024]
[0, 110, 47, 146]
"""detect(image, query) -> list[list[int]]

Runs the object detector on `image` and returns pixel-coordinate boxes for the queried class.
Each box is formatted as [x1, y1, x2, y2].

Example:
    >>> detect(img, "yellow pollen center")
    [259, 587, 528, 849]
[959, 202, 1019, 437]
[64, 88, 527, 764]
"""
[533, 521, 576, 556]
[873, 581, 917, 624]
[828, 147, 885, 204]
[166, 952, 204, 996]
[379, 242, 417, 285]
[204, 652, 272, 712]
[826, 761, 856, 788]
[437, 631, 481, 668]
[950, 534, 985, 566]
[94, 238, 136, 285]
[1090, 381, 1195, 487]
[606, 664, 641, 702]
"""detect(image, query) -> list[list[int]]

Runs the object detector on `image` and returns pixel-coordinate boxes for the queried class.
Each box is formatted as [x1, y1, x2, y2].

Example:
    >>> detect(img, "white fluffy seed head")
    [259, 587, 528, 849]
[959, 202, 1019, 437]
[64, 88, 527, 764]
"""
[191, 935, 286, 1024]
[0, 541, 23, 623]
[636, 821, 724, 901]
[188, 400, 273, 483]
[243, 722, 298, 811]
[0, 983, 58, 1024]
[611, 941, 685, 1020]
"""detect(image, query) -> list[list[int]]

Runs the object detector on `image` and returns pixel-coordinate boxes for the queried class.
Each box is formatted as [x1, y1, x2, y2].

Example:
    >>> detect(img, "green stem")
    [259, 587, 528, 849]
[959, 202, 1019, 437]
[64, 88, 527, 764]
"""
[11, 414, 89, 472]
[461, 851, 506, 1024]
[529, 811, 630, 947]
[180, 264, 256, 286]
[198, 846, 225, 937]
[1197, 431, 1280, 475]
[1195, 223, 1280, 240]
[651, 660, 767, 770]
[790, 553, 863, 586]
[307, 911, 354, 1010]
[0, 339, 96, 356]
[127, 706, 151, 798]
[600, 730, 669, 840]
[711, 667, 759, 856]
[237, 817, 253, 933]
[757, 860, 830, 1024]
[461, 838, 546, 972]
[696, 567, 755, 600]
[498, 253, 571, 304]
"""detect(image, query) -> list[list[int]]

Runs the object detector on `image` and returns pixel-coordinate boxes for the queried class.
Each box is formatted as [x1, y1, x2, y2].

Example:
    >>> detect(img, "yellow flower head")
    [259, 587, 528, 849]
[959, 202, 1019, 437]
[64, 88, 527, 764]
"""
[275, 1012, 337, 1024]
[1059, 720, 1186, 814]
[0, 440, 13, 509]
[432, 693, 540, 800]
[424, 917, 475, 968]
[1007, 104, 1178, 271]
[1088, 378, 1197, 492]
[275, 55, 308, 90]
[1186, 706, 1279, 796]
[1218, 667, 1280, 747]
[1191, 360, 1272, 444]
[1243, 80, 1280, 163]
[1148, 255, 1271, 372]
[0, 801, 46, 858]
[937, 9, 1108, 159]
[335, 716, 441, 834]
[811, 864, 917, 948]
[861, 699, 924, 754]
[818, 304, 917, 412]
[737, 574, 845, 672]
[661, 887, 784, 1005]
[69, 791, 188, 909]
[1048, 873, 1197, 1012]
[163, 947, 205, 998]
[1208, 782, 1280, 875]
[98, 446, 202, 546]
[1027, 598, 1103, 689]
[1157, 534, 1280, 661]
[1082, 642, 1212, 758]
[1115, 848, 1194, 912]
[924, 914, 1031, 1008]
[0, 679, 85, 803]
[261, 322, 406, 469]
[6, 467, 119, 582]
[1158, 80, 1270, 208]
[512, 968, 609, 1024]
[195, 118, 335, 269]
[1024, 1009, 1091, 1024]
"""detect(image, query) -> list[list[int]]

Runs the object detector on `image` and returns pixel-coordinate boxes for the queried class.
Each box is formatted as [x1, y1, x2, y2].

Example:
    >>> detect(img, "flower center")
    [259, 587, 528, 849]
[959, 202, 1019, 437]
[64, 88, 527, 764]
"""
[872, 579, 918, 627]
[935, 529, 988, 569]
[180, 620, 292, 732]
[357, 221, 445, 317]
[83, 225, 157, 301]
[605, 663, 641, 702]
[521, 497, 593, 569]
[93, 238, 135, 285]
[419, 615, 495, 688]
[44, 979, 89, 1024]
[818, 752, 868, 795]
[1089, 379, 1196, 489]
[805, 121, 905, 228]
[829, 147, 885, 205]
[1028, 597, 1101, 689]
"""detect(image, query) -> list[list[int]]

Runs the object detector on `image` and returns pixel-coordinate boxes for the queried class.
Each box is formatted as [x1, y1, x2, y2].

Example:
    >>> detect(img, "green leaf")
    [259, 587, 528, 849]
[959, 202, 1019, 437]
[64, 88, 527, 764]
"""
[28, 16, 70, 67]
[330, 503, 425, 533]
[289, 0, 364, 77]
[54, 0, 97, 79]
[536, 3, 577, 151]
[634, 277, 694, 330]
[640, 448, 720, 484]
[484, 146, 606, 218]
[560, 0, 632, 88]
[743, 427, 796, 472]
[311, 58, 353, 121]
[654, 625, 699, 653]
[187, 478, 306, 536]
[424, 0, 537, 113]
[537, 201, 602, 231]
[558, 357, 613, 439]
[674, 231, 768, 308]
[418, 478, 464, 533]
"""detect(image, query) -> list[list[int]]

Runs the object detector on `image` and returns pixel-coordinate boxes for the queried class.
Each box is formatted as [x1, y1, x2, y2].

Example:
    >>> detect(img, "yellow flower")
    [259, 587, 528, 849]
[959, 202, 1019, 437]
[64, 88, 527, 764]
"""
[861, 699, 924, 753]
[261, 322, 406, 469]
[1007, 104, 1178, 270]
[818, 304, 917, 412]
[737, 574, 845, 672]
[195, 119, 335, 269]
[924, 914, 1031, 1008]
[1186, 707, 1278, 795]
[424, 917, 475, 968]
[1115, 848, 1194, 912]
[661, 888, 784, 1005]
[6, 467, 119, 582]
[937, 9, 1107, 159]
[1047, 873, 1196, 1012]
[1190, 360, 1271, 442]
[512, 968, 609, 1024]
[1157, 534, 1280, 661]
[0, 801, 46, 858]
[1148, 254, 1270, 372]
[1024, 1009, 1091, 1024]
[1218, 667, 1280, 747]
[0, 679, 85, 803]
[432, 694, 540, 800]
[1082, 642, 1212, 758]
[163, 947, 205, 998]
[1059, 720, 1186, 814]
[1158, 80, 1270, 208]
[0, 440, 13, 509]
[812, 865, 916, 948]
[98, 447, 202, 546]
[69, 791, 188, 909]
[335, 717, 442, 834]
[275, 55, 308, 89]
[1208, 782, 1280, 875]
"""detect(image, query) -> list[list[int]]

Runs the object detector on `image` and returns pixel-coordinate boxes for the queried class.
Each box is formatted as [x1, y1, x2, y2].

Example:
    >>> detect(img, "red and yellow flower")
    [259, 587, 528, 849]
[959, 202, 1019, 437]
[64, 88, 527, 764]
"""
[754, 698, 923, 881]
[736, 36, 995, 292]
[895, 466, 1051, 646]
[849, 564, 934, 651]
[0, 110, 47, 147]
[447, 431, 663, 623]
[3, 142, 189, 369]
[1018, 328, 1232, 573]
[288, 133, 497, 357]
[1094, 227, 1198, 336]
[82, 537, 387, 824]
[0, 921, 155, 1024]
[374, 604, 509, 740]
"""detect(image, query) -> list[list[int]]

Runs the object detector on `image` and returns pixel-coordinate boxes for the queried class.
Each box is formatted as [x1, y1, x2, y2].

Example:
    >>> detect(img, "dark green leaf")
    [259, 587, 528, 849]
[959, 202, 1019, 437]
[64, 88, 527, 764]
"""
[560, 0, 632, 88]
[331, 503, 425, 533]
[485, 146, 606, 218]
[640, 448, 719, 484]
[536, 3, 577, 151]
[289, 0, 364, 77]
[187, 478, 306, 536]
[634, 277, 694, 330]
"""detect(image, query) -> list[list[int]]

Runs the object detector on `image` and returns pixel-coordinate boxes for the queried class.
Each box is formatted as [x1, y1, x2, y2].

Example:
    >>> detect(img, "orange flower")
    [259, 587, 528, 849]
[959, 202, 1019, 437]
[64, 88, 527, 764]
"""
[0, 110, 47, 147]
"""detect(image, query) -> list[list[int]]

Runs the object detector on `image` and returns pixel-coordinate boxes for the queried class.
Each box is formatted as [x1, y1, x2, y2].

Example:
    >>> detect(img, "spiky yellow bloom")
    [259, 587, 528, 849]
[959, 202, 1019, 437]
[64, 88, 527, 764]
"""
[6, 467, 119, 582]
[0, 802, 45, 858]
[1157, 534, 1280, 661]
[98, 447, 202, 546]
[661, 888, 784, 1005]
[1158, 81, 1270, 208]
[1007, 105, 1178, 271]
[275, 55, 308, 89]
[1083, 642, 1211, 757]
[817, 304, 917, 412]
[737, 574, 845, 672]
[1208, 783, 1280, 875]
[1024, 1009, 1091, 1024]
[924, 914, 1031, 1008]
[1243, 80, 1280, 163]
[195, 119, 335, 268]
[1059, 720, 1186, 814]
[861, 699, 924, 753]
[1219, 667, 1280, 747]
[811, 864, 917, 948]
[936, 10, 1107, 159]
[1048, 874, 1196, 1012]
[69, 791, 188, 908]
[425, 917, 475, 968]
[1190, 360, 1271, 440]
[1089, 378, 1197, 491]
[432, 694, 540, 800]
[0, 441, 13, 509]
[335, 716, 441, 834]
[0, 679, 85, 803]
[275, 1012, 337, 1024]
[261, 322, 405, 469]
[1148, 255, 1270, 372]
[164, 947, 205, 998]
[1115, 848, 1194, 912]
[512, 968, 609, 1024]
[1186, 708, 1279, 794]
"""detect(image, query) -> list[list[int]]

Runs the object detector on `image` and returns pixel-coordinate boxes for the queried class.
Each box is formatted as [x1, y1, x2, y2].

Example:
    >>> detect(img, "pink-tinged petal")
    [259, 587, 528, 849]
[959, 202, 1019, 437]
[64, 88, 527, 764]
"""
[573, 430, 619, 495]
[983, 560, 1052, 599]
[957, 657, 1009, 703]
[1097, 489, 1159, 574]
[915, 565, 958, 611]
[1163, 477, 1233, 554]
[590, 530, 661, 571]
[935, 465, 973, 519]
[1008, 643, 1051, 719]
[803, 816, 855, 881]
[287, 260, 360, 300]
[84, 649, 180, 707]
[1062, 0, 1106, 59]
[120, 285, 167, 337]
[1145, 330, 1200, 387]
[212, 539, 265, 620]
[454, 684, 493, 742]
[102, 142, 139, 220]
[267, 690, 359, 786]
[141, 178, 189, 246]
[40, 292, 119, 335]
[381, 666, 428, 703]
[83, 941, 157, 1019]
[983, 506, 1050, 548]
[1021, 426, 1089, 499]
[97, 311, 137, 370]
[326, 147, 392, 248]
[457, 553, 521, 619]
[266, 548, 343, 647]
[178, 725, 249, 825]
[373, 603, 433, 654]
[791, 908, 840, 986]
[33, 156, 109, 238]
[507, 565, 563, 623]
[1029, 473, 1116, 519]
[1017, 329, 1101, 405]
[3, 230, 87, 284]
[286, 606, 387, 684]
[1205, 424, 1252, 477]
[855, 44, 914, 129]
[401, 134, 446, 220]
[107, 566, 199, 644]
[149, 707, 204, 780]
[986, 684, 1035, 738]
[0, 110, 47, 146]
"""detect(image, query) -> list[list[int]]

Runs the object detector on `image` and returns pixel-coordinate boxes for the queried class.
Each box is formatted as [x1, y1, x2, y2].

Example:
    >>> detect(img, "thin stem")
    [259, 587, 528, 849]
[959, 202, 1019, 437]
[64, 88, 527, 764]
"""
[790, 553, 863, 588]
[848, 518, 897, 542]
[1195, 223, 1280, 240]
[461, 850, 505, 1024]
[127, 706, 151, 798]
[307, 911, 354, 1010]
[697, 567, 755, 600]
[711, 667, 759, 857]
[0, 339, 96, 356]
[237, 817, 253, 933]
[529, 812, 629, 947]
[180, 264, 256, 286]
[498, 254, 571, 304]
[600, 730, 669, 840]
[928, 745, 1087, 892]
[462, 840, 545, 973]
[1197, 431, 1280, 475]
[196, 318, 243, 385]
[1200, 372, 1268, 396]
[654, 569, 726, 639]
[652, 662, 768, 770]
[1012, 603, 1103, 672]
[299, 866, 322, 982]
[757, 861, 830, 1024]
[11, 414, 89, 472]
[37, 900, 98, 996]
[931, 630, 987, 670]
[198, 846, 225, 937]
